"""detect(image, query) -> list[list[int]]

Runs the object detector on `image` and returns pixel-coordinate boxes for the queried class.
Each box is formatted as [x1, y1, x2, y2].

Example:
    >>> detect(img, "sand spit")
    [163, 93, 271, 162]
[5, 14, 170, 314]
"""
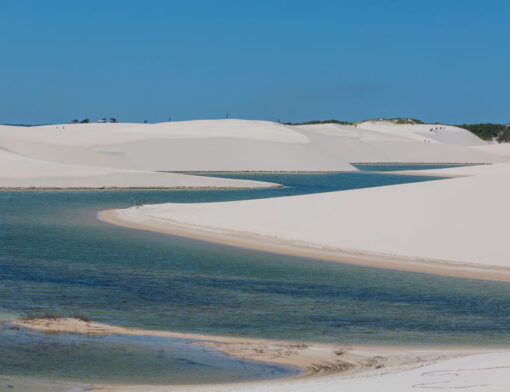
[9, 317, 408, 378]
[101, 162, 510, 282]
[99, 208, 510, 282]
[8, 317, 510, 392]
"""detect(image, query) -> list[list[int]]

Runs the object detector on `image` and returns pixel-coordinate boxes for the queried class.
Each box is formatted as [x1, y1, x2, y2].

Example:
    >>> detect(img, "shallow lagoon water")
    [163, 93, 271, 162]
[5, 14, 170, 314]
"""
[1, 168, 510, 384]
[0, 324, 299, 384]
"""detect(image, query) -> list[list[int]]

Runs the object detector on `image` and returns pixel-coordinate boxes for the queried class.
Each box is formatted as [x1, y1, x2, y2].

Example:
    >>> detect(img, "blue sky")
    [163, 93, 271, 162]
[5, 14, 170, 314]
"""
[1, 0, 509, 124]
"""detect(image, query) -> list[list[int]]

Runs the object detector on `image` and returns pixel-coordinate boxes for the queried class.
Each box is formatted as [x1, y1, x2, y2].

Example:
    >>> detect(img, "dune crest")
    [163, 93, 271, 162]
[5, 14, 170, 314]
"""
[1, 119, 507, 188]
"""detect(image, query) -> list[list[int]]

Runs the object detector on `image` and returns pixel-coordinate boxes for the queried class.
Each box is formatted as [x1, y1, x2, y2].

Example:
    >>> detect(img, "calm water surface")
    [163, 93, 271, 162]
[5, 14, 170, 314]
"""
[1, 168, 509, 384]
[0, 324, 298, 384]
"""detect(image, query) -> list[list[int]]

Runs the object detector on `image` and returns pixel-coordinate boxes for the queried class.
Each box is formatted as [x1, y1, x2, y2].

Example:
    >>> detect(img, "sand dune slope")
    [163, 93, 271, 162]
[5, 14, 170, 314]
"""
[296, 122, 506, 163]
[356, 121, 485, 145]
[1, 119, 507, 188]
[0, 120, 354, 172]
[0, 148, 278, 189]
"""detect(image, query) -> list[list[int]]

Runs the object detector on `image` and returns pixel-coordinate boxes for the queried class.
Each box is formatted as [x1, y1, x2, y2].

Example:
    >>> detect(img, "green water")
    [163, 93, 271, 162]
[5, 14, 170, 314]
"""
[1, 169, 509, 385]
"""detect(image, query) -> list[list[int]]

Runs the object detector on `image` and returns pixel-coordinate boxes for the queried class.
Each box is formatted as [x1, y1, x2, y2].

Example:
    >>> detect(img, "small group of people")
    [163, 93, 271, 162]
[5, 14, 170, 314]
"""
[424, 125, 447, 142]
[429, 126, 445, 134]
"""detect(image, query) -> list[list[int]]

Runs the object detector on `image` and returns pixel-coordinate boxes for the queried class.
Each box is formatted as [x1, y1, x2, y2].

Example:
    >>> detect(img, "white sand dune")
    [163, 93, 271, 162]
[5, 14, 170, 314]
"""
[296, 122, 505, 164]
[472, 142, 510, 157]
[0, 120, 352, 173]
[108, 162, 510, 278]
[1, 120, 308, 146]
[356, 120, 485, 145]
[1, 119, 508, 188]
[0, 148, 278, 189]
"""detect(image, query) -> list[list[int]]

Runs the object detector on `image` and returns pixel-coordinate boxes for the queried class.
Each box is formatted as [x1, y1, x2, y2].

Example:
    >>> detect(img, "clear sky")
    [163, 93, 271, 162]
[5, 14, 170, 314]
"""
[1, 0, 509, 124]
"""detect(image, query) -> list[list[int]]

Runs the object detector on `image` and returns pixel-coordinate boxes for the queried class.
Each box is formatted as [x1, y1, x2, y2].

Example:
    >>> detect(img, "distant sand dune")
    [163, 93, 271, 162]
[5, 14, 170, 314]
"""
[1, 119, 507, 188]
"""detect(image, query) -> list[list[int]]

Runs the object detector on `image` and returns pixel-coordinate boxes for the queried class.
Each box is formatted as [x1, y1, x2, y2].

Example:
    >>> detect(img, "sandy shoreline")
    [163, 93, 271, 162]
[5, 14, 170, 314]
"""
[98, 209, 510, 282]
[98, 162, 510, 283]
[7, 318, 501, 382]
[7, 317, 510, 392]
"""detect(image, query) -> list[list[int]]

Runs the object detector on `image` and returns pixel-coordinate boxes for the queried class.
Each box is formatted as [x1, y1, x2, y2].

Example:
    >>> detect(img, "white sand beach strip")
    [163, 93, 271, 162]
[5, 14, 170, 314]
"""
[102, 162, 510, 281]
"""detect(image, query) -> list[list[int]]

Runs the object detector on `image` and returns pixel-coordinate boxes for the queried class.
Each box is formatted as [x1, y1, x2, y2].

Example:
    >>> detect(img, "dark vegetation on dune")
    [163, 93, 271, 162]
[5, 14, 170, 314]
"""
[455, 123, 510, 141]
[286, 118, 510, 142]
[285, 118, 424, 126]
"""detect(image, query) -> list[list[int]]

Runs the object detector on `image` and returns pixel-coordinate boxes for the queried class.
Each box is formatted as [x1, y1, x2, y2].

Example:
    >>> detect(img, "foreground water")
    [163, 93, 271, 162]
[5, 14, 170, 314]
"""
[0, 324, 299, 385]
[1, 168, 510, 384]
